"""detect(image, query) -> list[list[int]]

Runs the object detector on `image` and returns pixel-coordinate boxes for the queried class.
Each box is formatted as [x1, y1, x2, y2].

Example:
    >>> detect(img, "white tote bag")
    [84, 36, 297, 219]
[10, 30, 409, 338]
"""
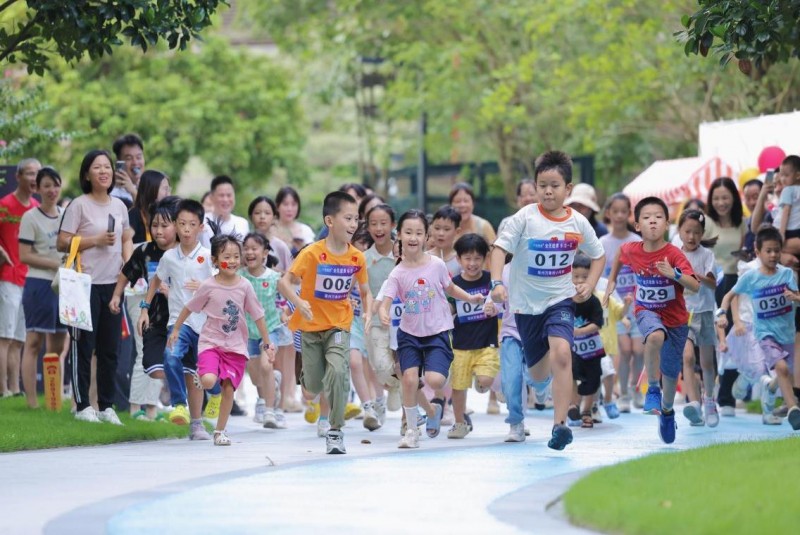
[56, 236, 93, 331]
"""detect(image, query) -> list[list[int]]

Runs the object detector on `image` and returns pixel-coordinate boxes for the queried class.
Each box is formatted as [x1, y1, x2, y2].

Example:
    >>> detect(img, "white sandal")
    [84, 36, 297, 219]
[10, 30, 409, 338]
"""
[213, 430, 231, 446]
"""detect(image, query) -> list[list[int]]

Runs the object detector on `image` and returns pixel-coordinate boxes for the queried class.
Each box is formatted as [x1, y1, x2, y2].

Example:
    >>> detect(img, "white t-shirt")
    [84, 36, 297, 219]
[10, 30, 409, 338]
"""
[200, 212, 250, 248]
[18, 206, 63, 281]
[779, 185, 800, 231]
[682, 245, 716, 312]
[494, 203, 604, 315]
[155, 242, 212, 333]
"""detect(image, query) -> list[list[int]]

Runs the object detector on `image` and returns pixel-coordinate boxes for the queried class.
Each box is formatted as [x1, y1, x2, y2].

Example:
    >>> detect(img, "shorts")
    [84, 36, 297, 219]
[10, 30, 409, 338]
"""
[163, 324, 199, 375]
[572, 354, 602, 396]
[635, 309, 689, 379]
[516, 299, 575, 368]
[758, 336, 794, 373]
[687, 310, 717, 347]
[785, 228, 800, 240]
[141, 323, 168, 376]
[247, 325, 294, 357]
[600, 355, 616, 379]
[22, 278, 66, 334]
[198, 348, 248, 389]
[616, 311, 643, 338]
[349, 316, 368, 355]
[0, 281, 25, 341]
[396, 328, 453, 377]
[450, 347, 500, 390]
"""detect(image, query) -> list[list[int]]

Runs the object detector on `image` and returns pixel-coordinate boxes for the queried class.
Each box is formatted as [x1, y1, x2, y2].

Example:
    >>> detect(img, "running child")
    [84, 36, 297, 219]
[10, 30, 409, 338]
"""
[278, 191, 373, 454]
[603, 196, 700, 444]
[490, 150, 605, 450]
[170, 234, 276, 445]
[428, 205, 462, 278]
[379, 210, 484, 449]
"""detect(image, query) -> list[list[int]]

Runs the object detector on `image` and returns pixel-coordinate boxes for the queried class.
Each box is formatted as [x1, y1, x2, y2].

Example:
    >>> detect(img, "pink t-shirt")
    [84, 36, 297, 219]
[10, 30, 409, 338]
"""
[185, 276, 265, 358]
[383, 255, 454, 337]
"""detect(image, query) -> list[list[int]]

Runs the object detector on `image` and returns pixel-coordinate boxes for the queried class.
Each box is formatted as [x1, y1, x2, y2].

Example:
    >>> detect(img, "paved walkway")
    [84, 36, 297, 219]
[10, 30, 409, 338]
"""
[2, 392, 797, 534]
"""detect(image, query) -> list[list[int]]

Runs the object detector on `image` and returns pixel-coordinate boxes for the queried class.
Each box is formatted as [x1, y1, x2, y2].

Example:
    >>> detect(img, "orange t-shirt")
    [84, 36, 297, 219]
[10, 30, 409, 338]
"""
[288, 240, 368, 332]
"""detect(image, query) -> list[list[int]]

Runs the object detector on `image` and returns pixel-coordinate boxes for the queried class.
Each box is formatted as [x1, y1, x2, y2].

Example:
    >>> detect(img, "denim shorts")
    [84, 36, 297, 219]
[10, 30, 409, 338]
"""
[635, 309, 689, 379]
[350, 316, 368, 355]
[616, 310, 642, 339]
[248, 325, 293, 357]
[396, 328, 453, 377]
[516, 299, 575, 368]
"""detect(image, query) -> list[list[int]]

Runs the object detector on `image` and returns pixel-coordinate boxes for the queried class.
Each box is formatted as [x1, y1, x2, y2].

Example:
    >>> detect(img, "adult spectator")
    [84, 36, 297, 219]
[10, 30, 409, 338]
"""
[247, 195, 293, 272]
[129, 170, 171, 244]
[111, 134, 146, 208]
[565, 183, 608, 238]
[201, 191, 214, 214]
[19, 167, 67, 408]
[0, 157, 41, 397]
[449, 182, 496, 243]
[274, 186, 315, 255]
[57, 149, 133, 424]
[201, 175, 249, 247]
[498, 178, 537, 234]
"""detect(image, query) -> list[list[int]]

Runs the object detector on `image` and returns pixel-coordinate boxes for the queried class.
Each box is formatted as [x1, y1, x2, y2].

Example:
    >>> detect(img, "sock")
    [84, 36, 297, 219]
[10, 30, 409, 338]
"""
[648, 380, 660, 391]
[403, 405, 419, 430]
[319, 415, 328, 421]
[375, 395, 385, 403]
[190, 418, 202, 427]
[256, 397, 265, 406]
[532, 375, 552, 394]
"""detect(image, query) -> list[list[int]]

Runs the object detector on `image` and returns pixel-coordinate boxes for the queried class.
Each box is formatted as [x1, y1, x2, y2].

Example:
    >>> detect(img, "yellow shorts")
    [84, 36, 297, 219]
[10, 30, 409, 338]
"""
[450, 347, 500, 390]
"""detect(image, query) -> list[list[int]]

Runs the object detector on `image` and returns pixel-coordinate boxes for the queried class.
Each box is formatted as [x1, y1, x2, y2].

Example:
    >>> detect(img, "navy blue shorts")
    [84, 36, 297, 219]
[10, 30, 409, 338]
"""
[635, 309, 689, 379]
[396, 328, 453, 377]
[22, 278, 66, 334]
[516, 299, 575, 368]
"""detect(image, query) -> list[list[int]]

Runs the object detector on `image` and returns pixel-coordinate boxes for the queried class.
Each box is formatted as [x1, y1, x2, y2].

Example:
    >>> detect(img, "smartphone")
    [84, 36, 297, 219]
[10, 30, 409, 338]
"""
[107, 214, 116, 233]
[115, 161, 126, 172]
[765, 169, 775, 185]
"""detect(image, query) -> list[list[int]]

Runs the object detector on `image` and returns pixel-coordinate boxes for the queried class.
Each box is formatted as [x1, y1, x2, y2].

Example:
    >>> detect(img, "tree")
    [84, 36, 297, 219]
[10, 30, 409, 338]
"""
[0, 0, 226, 75]
[33, 38, 306, 210]
[679, 0, 800, 77]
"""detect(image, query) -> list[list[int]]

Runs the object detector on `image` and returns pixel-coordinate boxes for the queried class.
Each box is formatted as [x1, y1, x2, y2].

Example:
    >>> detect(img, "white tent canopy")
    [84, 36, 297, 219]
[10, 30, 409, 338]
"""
[624, 156, 735, 207]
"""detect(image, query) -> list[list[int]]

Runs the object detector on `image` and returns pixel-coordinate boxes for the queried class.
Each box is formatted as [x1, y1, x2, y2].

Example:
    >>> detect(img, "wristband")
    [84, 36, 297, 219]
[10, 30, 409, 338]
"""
[261, 342, 274, 352]
[714, 308, 727, 318]
[673, 267, 682, 281]
[490, 280, 504, 290]
[139, 300, 151, 310]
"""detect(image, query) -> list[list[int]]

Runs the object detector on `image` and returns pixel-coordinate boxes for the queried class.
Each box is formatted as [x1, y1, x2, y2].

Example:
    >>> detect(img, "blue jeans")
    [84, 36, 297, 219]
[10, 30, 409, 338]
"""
[500, 336, 531, 425]
[164, 324, 199, 407]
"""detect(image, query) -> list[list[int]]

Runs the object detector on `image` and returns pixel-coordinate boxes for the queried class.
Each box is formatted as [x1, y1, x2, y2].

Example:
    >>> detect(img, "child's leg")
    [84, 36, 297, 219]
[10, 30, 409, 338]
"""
[215, 379, 235, 431]
[187, 375, 205, 419]
[262, 360, 276, 408]
[617, 334, 632, 398]
[775, 360, 798, 408]
[545, 336, 573, 425]
[631, 337, 645, 391]
[320, 330, 350, 431]
[364, 360, 383, 401]
[277, 344, 297, 408]
[644, 331, 665, 384]
[500, 338, 525, 425]
[418, 388, 434, 417]
[682, 340, 699, 403]
[452, 388, 467, 423]
[699, 344, 716, 399]
[401, 367, 420, 424]
[349, 348, 372, 404]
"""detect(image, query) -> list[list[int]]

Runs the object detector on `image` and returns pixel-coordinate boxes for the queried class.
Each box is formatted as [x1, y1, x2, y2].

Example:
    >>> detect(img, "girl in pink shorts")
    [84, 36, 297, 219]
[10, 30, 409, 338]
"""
[169, 235, 276, 445]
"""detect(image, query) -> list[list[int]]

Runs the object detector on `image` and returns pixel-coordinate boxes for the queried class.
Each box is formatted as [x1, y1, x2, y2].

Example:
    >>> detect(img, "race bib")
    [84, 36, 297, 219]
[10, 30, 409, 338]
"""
[351, 286, 362, 317]
[390, 297, 403, 347]
[573, 333, 604, 359]
[527, 239, 577, 277]
[635, 275, 675, 310]
[455, 286, 490, 323]
[314, 264, 357, 300]
[616, 265, 637, 297]
[753, 284, 792, 320]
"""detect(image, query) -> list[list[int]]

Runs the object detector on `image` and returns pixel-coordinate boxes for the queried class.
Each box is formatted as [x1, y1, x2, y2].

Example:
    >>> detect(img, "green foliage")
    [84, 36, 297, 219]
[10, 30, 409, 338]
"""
[33, 38, 306, 207]
[0, 0, 227, 75]
[679, 0, 800, 76]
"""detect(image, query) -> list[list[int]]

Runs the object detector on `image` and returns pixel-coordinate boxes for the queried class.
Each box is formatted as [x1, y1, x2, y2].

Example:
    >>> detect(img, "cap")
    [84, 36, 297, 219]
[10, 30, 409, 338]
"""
[565, 183, 600, 212]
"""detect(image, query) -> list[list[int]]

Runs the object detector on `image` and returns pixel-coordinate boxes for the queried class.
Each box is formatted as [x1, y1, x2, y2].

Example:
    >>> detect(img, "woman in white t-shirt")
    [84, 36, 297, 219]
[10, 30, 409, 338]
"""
[19, 168, 66, 409]
[274, 186, 315, 256]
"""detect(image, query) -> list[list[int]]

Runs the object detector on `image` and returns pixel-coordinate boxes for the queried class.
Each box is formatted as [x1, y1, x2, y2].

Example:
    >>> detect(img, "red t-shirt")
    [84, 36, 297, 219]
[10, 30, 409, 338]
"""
[618, 242, 695, 328]
[0, 193, 40, 286]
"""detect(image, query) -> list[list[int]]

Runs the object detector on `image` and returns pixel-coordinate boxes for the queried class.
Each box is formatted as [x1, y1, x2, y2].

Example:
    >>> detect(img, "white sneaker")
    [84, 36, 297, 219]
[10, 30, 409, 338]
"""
[97, 408, 123, 425]
[262, 409, 278, 429]
[760, 375, 777, 415]
[704, 398, 720, 428]
[374, 398, 387, 425]
[633, 390, 644, 409]
[74, 407, 101, 423]
[762, 413, 783, 425]
[504, 422, 526, 443]
[398, 427, 420, 449]
[719, 405, 736, 417]
[618, 395, 631, 413]
[253, 399, 267, 424]
[317, 419, 331, 437]
[682, 401, 705, 427]
[362, 402, 381, 431]
[273, 409, 287, 429]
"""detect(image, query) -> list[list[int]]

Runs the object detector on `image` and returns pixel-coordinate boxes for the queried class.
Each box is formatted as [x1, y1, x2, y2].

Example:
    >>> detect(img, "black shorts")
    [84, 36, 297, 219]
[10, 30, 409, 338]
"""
[142, 324, 167, 376]
[572, 354, 602, 396]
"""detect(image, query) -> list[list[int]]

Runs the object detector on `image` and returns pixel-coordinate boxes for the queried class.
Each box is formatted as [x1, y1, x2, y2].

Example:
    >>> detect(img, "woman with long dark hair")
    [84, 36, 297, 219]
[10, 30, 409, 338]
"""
[129, 170, 171, 244]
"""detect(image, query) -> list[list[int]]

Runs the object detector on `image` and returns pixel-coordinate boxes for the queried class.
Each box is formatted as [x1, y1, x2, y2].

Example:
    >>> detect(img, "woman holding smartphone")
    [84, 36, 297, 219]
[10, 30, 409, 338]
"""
[57, 149, 134, 424]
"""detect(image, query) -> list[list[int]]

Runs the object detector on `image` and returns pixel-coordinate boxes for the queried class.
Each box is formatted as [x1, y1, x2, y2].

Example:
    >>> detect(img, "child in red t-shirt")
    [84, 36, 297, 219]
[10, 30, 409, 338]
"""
[604, 197, 700, 444]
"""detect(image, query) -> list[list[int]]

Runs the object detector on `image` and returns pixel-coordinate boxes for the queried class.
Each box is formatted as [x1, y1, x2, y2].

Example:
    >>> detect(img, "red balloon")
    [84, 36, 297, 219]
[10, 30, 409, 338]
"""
[758, 146, 786, 172]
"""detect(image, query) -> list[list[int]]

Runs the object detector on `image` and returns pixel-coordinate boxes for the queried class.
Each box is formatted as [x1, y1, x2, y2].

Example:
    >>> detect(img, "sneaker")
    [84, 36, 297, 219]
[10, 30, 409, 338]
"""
[304, 401, 320, 424]
[591, 403, 603, 423]
[326, 429, 346, 454]
[447, 421, 470, 439]
[317, 418, 331, 437]
[731, 374, 749, 400]
[398, 427, 420, 449]
[417, 413, 428, 428]
[463, 412, 473, 432]
[762, 413, 783, 425]
[604, 402, 620, 419]
[97, 407, 123, 425]
[169, 404, 190, 425]
[344, 402, 362, 420]
[719, 405, 736, 417]
[273, 370, 282, 409]
[230, 400, 246, 416]
[682, 401, 705, 427]
[633, 390, 645, 409]
[486, 398, 500, 415]
[253, 399, 267, 424]
[658, 409, 677, 444]
[760, 375, 777, 415]
[704, 398, 719, 428]
[567, 405, 580, 421]
[131, 409, 151, 421]
[773, 405, 789, 418]
[273, 409, 288, 429]
[618, 395, 632, 413]
[263, 409, 278, 429]
[203, 394, 222, 419]
[283, 396, 304, 413]
[374, 398, 387, 425]
[787, 406, 800, 431]
[643, 386, 662, 415]
[547, 424, 573, 450]
[74, 407, 101, 423]
[213, 429, 231, 446]
[505, 422, 526, 442]
[190, 421, 212, 440]
[387, 385, 401, 412]
[362, 402, 381, 431]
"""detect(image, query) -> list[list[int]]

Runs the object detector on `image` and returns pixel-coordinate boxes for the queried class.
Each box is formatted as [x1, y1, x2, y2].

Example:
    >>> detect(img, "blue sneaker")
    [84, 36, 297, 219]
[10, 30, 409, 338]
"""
[604, 401, 620, 419]
[547, 424, 573, 450]
[643, 386, 662, 415]
[658, 409, 677, 444]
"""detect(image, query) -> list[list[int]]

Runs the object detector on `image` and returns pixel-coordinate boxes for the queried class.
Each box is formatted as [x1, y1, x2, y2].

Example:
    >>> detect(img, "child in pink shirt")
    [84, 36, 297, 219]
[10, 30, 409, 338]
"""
[170, 235, 276, 446]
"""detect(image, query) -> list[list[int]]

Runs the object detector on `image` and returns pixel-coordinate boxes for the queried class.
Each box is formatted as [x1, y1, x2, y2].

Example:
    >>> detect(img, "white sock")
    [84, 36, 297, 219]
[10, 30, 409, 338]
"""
[403, 405, 419, 430]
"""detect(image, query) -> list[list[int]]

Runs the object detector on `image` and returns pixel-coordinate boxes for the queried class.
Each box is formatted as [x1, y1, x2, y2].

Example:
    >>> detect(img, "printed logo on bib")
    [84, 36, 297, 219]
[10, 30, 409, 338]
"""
[351, 286, 362, 317]
[573, 333, 604, 359]
[635, 275, 676, 310]
[616, 265, 637, 297]
[314, 264, 357, 300]
[455, 285, 490, 323]
[753, 284, 792, 320]
[527, 239, 577, 277]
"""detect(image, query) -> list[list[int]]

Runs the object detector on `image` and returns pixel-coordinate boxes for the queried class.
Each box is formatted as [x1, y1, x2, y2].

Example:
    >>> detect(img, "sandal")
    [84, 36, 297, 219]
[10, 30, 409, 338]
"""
[427, 399, 444, 438]
[213, 430, 231, 446]
[581, 412, 594, 428]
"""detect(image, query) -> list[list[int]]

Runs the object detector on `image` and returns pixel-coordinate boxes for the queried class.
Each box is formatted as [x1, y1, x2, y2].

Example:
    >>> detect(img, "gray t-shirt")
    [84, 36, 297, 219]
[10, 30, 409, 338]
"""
[59, 195, 130, 285]
[18, 206, 63, 281]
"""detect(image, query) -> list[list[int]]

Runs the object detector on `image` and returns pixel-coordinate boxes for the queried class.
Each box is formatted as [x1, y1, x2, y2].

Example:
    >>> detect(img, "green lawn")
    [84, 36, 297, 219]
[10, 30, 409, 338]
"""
[564, 437, 800, 534]
[0, 396, 189, 452]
